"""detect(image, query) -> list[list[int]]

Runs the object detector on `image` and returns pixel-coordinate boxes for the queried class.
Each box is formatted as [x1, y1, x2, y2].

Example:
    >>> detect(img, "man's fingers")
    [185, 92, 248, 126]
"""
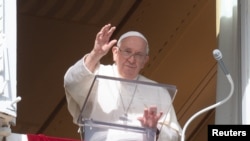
[101, 24, 115, 38]
[106, 26, 116, 38]
[157, 112, 163, 120]
[108, 39, 117, 47]
[149, 106, 157, 115]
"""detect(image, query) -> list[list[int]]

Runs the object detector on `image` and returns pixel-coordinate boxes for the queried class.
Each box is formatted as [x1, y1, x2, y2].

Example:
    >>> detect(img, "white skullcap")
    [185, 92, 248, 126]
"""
[117, 31, 149, 53]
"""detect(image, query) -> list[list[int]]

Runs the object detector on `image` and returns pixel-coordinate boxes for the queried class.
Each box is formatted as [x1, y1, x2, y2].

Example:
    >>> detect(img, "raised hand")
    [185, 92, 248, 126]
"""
[85, 24, 117, 72]
[93, 24, 117, 57]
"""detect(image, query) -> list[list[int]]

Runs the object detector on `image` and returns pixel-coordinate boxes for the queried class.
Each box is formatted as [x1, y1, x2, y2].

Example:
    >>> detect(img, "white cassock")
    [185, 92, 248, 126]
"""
[64, 56, 182, 141]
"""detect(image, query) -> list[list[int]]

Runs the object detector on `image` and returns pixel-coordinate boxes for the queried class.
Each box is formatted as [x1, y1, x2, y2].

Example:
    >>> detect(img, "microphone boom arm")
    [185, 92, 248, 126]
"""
[181, 49, 234, 141]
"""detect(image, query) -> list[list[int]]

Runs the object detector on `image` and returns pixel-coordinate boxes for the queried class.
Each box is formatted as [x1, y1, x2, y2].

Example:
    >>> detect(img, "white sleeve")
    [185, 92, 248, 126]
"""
[158, 126, 180, 141]
[157, 106, 182, 141]
[63, 56, 97, 124]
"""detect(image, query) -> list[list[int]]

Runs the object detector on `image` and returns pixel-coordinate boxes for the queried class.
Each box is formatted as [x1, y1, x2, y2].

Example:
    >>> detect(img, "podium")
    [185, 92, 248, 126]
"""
[77, 75, 177, 141]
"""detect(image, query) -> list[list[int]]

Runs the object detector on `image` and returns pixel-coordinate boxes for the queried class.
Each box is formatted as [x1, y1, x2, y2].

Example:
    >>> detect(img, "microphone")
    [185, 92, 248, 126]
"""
[213, 49, 229, 75]
[181, 49, 234, 141]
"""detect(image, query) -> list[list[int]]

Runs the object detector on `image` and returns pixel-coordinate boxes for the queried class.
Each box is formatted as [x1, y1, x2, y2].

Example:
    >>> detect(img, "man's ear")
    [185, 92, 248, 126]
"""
[112, 46, 118, 61]
[142, 55, 149, 68]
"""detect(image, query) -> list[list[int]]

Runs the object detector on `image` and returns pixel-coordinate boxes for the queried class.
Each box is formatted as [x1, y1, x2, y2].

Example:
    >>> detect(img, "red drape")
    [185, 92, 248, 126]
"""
[27, 134, 81, 141]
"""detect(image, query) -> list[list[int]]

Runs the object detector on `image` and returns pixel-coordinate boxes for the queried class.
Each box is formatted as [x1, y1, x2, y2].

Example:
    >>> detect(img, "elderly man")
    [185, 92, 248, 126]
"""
[64, 24, 182, 141]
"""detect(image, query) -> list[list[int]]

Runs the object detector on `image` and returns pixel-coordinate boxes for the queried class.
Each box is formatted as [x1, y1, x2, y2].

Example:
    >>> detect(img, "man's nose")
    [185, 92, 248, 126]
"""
[127, 54, 136, 62]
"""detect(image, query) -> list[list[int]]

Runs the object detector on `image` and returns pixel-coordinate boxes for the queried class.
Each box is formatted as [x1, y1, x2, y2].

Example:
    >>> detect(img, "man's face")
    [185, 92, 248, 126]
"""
[112, 36, 149, 79]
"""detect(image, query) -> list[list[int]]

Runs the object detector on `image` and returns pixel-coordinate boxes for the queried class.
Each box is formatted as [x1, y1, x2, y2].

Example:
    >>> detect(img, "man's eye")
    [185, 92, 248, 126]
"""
[136, 53, 144, 56]
[124, 50, 132, 54]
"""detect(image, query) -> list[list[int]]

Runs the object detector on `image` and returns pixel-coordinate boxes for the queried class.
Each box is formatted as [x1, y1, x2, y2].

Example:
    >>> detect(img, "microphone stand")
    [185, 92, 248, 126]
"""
[181, 52, 234, 141]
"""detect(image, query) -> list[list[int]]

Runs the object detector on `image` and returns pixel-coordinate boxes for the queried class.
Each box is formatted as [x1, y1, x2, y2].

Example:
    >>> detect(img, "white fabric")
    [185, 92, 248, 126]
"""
[117, 31, 148, 47]
[64, 55, 182, 141]
[5, 133, 28, 141]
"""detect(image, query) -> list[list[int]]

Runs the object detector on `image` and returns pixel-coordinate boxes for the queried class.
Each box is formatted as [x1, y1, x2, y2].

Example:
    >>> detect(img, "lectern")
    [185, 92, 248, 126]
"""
[77, 75, 177, 141]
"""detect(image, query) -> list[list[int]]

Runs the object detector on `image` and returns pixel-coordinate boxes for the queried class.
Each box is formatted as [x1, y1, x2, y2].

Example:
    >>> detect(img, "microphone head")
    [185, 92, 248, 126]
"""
[213, 49, 222, 60]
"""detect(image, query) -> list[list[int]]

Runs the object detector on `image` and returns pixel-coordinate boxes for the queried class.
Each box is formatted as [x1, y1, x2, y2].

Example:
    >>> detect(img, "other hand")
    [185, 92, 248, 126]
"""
[137, 105, 163, 129]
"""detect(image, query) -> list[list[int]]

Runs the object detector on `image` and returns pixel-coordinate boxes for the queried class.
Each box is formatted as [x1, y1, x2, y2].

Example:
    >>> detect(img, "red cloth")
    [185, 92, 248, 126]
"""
[27, 134, 81, 141]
